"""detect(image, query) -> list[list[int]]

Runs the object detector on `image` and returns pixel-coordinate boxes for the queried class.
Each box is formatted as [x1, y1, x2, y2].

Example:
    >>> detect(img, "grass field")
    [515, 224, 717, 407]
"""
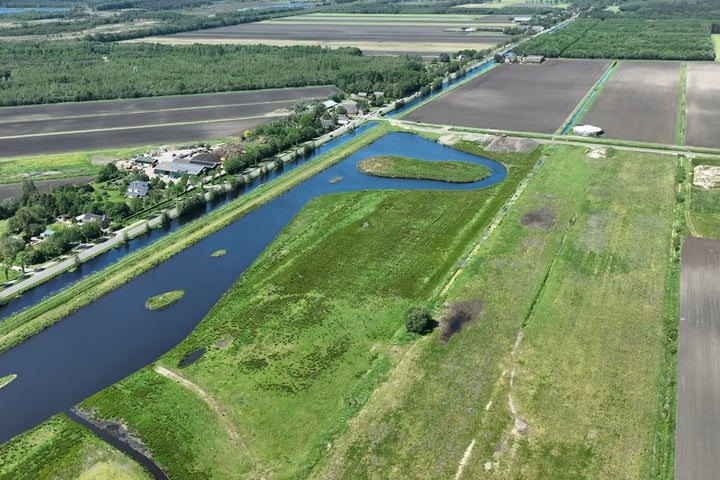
[264, 13, 495, 27]
[313, 146, 676, 479]
[713, 34, 720, 60]
[81, 141, 540, 479]
[358, 155, 491, 183]
[688, 157, 720, 238]
[0, 414, 151, 480]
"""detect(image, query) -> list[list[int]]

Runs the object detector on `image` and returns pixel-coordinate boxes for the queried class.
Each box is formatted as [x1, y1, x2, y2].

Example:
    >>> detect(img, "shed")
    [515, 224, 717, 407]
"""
[132, 155, 158, 167]
[524, 55, 545, 64]
[322, 99, 338, 110]
[154, 162, 206, 177]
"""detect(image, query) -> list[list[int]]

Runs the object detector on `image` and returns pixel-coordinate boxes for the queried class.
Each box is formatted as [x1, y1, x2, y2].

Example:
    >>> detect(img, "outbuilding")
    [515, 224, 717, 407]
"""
[154, 162, 207, 177]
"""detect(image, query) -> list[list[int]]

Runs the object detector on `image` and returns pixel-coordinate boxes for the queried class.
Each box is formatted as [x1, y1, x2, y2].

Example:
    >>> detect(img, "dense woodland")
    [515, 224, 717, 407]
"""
[515, 17, 716, 59]
[0, 43, 439, 106]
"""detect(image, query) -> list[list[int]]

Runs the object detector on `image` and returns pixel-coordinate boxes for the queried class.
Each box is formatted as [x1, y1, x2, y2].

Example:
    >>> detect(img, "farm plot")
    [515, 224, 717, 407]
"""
[581, 61, 681, 144]
[0, 86, 340, 157]
[405, 60, 609, 133]
[676, 237, 720, 480]
[685, 62, 720, 149]
[150, 17, 505, 56]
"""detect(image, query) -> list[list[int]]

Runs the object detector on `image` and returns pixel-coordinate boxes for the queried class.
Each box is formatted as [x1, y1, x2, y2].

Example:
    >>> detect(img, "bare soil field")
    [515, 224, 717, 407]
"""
[405, 60, 609, 133]
[676, 236, 720, 480]
[0, 176, 94, 199]
[0, 86, 339, 157]
[151, 22, 504, 56]
[581, 61, 680, 144]
[685, 62, 720, 149]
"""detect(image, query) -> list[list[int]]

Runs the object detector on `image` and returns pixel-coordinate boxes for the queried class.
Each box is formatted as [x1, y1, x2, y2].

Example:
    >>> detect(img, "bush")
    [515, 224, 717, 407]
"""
[405, 306, 434, 334]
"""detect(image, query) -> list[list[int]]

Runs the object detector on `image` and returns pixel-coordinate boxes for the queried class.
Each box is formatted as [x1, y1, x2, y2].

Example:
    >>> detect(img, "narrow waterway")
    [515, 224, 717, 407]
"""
[0, 132, 506, 444]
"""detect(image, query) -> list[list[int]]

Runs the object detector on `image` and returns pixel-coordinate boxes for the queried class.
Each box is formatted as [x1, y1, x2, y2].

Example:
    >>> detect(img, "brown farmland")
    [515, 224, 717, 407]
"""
[152, 22, 504, 57]
[581, 61, 680, 144]
[685, 62, 720, 149]
[676, 237, 720, 480]
[0, 86, 340, 157]
[405, 60, 610, 134]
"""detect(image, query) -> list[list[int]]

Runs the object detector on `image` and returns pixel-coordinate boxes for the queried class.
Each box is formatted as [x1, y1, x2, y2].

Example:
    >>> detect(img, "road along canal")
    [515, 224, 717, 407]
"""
[0, 131, 506, 444]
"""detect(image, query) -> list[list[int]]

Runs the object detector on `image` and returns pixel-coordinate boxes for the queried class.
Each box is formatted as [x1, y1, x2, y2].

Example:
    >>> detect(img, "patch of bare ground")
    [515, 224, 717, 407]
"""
[438, 133, 494, 146]
[520, 207, 557, 229]
[439, 300, 483, 343]
[692, 165, 720, 188]
[485, 136, 537, 153]
[90, 155, 118, 165]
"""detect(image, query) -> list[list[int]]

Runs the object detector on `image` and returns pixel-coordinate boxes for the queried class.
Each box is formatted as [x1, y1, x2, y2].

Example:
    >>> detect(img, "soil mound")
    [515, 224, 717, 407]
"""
[693, 165, 720, 188]
[485, 136, 537, 153]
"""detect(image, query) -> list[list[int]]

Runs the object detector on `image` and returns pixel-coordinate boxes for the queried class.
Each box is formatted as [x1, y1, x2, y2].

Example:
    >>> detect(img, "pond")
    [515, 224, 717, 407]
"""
[0, 132, 505, 444]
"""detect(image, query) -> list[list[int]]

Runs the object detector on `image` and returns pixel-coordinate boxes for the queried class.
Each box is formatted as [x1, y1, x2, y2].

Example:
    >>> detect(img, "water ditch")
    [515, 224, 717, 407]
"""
[0, 131, 507, 445]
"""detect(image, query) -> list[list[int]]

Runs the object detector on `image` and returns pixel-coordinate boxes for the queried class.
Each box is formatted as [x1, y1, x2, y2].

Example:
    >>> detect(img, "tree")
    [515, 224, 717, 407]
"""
[0, 236, 24, 264]
[96, 163, 120, 182]
[405, 307, 434, 334]
[494, 53, 505, 64]
[20, 179, 38, 206]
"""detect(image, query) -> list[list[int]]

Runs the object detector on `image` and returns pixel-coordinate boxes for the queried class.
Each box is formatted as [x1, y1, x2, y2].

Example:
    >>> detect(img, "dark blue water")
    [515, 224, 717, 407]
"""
[0, 132, 506, 444]
[0, 123, 376, 319]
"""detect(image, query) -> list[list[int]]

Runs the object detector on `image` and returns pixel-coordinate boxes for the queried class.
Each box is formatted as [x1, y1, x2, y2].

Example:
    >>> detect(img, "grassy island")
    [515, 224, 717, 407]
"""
[211, 250, 227, 258]
[145, 290, 185, 311]
[0, 373, 17, 390]
[358, 155, 491, 183]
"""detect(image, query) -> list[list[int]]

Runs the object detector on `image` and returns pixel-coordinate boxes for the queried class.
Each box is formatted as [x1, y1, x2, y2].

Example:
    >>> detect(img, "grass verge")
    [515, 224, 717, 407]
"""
[357, 155, 491, 183]
[79, 142, 540, 479]
[0, 123, 394, 354]
[676, 62, 687, 146]
[145, 290, 184, 311]
[0, 414, 151, 480]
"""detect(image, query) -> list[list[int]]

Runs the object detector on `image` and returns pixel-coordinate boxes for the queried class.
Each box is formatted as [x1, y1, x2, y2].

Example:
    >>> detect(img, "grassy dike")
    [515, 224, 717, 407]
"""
[0, 123, 395, 354]
[358, 156, 491, 183]
[79, 141, 541, 479]
[0, 414, 151, 480]
[314, 146, 676, 479]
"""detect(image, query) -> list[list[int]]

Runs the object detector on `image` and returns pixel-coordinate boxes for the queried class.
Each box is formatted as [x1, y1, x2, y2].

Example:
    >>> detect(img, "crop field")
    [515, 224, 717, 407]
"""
[0, 86, 340, 157]
[149, 14, 508, 56]
[676, 237, 720, 480]
[688, 157, 720, 238]
[0, 414, 150, 480]
[80, 140, 540, 479]
[315, 146, 676, 479]
[405, 60, 609, 133]
[685, 62, 720, 149]
[581, 61, 681, 144]
[453, 1, 569, 8]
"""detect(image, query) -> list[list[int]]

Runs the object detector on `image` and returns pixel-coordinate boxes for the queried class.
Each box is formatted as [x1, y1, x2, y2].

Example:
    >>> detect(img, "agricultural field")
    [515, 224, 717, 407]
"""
[405, 60, 609, 134]
[684, 62, 720, 149]
[315, 145, 676, 479]
[147, 13, 510, 56]
[78, 139, 541, 479]
[676, 237, 720, 480]
[453, 1, 569, 8]
[515, 18, 715, 60]
[0, 414, 151, 480]
[0, 86, 340, 157]
[688, 157, 720, 238]
[580, 61, 681, 144]
[713, 34, 720, 60]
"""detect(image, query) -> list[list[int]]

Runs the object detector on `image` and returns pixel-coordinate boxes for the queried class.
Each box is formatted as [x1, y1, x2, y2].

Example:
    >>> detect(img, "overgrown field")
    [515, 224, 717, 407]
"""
[516, 18, 714, 60]
[0, 414, 150, 480]
[81, 142, 540, 479]
[688, 157, 720, 238]
[357, 155, 491, 182]
[313, 146, 676, 479]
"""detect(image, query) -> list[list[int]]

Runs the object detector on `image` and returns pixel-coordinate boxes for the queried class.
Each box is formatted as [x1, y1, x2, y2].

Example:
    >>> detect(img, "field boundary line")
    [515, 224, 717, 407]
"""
[676, 62, 687, 146]
[154, 366, 259, 471]
[557, 60, 617, 135]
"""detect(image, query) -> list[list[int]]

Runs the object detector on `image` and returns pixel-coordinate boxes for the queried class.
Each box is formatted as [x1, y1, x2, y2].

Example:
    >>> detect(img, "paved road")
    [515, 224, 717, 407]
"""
[676, 237, 720, 480]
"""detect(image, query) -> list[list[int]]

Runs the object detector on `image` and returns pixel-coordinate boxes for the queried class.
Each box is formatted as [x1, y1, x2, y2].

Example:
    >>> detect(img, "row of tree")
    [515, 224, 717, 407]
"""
[0, 42, 439, 106]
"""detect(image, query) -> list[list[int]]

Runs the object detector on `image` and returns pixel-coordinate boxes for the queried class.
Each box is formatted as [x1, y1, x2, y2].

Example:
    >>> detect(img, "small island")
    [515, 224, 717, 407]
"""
[211, 249, 227, 258]
[0, 374, 17, 390]
[358, 155, 491, 183]
[145, 290, 185, 311]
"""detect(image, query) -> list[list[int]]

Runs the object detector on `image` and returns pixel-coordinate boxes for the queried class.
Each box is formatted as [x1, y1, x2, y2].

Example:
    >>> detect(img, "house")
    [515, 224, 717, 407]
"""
[320, 117, 336, 129]
[338, 100, 358, 115]
[513, 15, 533, 23]
[75, 213, 109, 228]
[126, 180, 150, 198]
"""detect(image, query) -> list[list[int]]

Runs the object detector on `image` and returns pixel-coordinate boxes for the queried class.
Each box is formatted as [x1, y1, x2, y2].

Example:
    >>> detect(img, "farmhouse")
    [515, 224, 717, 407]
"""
[126, 180, 150, 198]
[75, 213, 109, 227]
[338, 100, 359, 115]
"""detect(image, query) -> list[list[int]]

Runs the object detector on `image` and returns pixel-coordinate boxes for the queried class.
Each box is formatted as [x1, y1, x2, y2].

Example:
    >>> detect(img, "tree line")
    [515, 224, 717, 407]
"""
[0, 42, 438, 106]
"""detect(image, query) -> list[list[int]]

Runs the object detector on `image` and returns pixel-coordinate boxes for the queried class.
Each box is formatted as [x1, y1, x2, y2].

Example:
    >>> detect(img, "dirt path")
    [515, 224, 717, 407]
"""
[153, 366, 257, 471]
